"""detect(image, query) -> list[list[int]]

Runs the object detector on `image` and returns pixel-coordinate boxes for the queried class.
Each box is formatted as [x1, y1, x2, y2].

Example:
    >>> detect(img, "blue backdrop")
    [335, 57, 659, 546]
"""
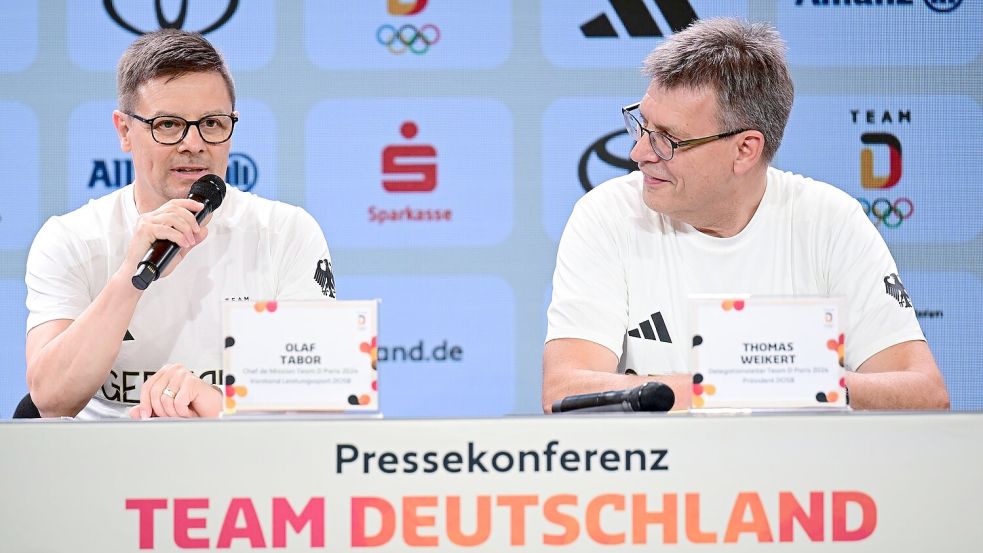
[1, 0, 980, 417]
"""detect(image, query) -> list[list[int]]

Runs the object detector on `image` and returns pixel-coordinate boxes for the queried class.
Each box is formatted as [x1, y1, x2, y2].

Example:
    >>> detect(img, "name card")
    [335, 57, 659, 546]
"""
[688, 296, 848, 410]
[222, 300, 379, 414]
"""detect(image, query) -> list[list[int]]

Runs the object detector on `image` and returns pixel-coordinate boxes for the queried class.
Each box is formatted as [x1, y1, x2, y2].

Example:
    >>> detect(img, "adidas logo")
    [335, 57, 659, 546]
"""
[581, 0, 698, 38]
[628, 312, 672, 343]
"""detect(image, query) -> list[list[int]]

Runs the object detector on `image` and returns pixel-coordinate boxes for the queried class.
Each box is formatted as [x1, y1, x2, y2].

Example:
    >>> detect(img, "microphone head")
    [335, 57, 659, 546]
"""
[190, 174, 227, 209]
[637, 382, 676, 412]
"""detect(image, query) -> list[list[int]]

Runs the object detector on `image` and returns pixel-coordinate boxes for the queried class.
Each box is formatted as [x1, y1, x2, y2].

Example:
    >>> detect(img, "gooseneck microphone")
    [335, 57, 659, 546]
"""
[131, 174, 227, 290]
[552, 382, 675, 413]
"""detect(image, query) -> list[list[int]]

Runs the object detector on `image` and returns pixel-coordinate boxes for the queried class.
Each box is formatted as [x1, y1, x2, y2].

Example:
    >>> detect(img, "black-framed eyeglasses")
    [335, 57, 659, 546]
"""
[126, 113, 238, 145]
[622, 102, 750, 161]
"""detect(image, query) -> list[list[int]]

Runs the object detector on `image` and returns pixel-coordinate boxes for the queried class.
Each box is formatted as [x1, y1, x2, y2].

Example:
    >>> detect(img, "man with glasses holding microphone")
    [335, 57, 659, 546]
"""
[544, 18, 948, 412]
[24, 30, 334, 419]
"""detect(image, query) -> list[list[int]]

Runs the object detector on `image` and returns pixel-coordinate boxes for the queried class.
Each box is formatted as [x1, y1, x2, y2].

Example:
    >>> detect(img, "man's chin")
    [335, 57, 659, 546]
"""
[642, 190, 671, 215]
[165, 182, 194, 201]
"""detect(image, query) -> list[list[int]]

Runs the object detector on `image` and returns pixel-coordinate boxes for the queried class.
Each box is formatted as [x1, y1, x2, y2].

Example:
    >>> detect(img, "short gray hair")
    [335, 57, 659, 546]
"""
[117, 29, 235, 113]
[643, 18, 793, 162]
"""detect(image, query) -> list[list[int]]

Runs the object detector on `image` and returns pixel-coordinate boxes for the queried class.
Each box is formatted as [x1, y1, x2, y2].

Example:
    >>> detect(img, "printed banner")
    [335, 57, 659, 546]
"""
[1, 414, 981, 551]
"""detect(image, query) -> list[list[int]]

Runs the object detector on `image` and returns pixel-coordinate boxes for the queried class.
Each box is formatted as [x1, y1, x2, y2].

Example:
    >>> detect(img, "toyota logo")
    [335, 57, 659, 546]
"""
[104, 0, 239, 35]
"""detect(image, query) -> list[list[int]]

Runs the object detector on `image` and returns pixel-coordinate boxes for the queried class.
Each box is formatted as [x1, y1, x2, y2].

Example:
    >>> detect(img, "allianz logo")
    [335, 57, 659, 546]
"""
[87, 153, 258, 192]
[794, 0, 961, 13]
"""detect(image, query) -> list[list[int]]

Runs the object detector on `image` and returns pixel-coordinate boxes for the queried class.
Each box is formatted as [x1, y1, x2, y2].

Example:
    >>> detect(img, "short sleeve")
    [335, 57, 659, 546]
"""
[271, 206, 335, 301]
[25, 217, 92, 332]
[826, 201, 925, 370]
[545, 191, 629, 359]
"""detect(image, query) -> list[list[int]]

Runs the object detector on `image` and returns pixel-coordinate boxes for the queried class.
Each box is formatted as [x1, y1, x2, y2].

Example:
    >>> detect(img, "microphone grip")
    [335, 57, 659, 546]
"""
[131, 195, 214, 290]
[552, 382, 675, 413]
[552, 402, 633, 413]
[553, 389, 624, 413]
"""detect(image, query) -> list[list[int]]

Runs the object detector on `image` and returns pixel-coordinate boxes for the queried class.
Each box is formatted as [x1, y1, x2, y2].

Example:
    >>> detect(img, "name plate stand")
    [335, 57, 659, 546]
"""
[688, 296, 848, 411]
[222, 300, 379, 415]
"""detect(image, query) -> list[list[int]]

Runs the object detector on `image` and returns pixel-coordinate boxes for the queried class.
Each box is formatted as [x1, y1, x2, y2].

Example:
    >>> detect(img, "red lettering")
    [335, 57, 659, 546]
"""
[216, 498, 266, 548]
[403, 496, 439, 546]
[496, 495, 539, 546]
[832, 491, 877, 541]
[632, 493, 677, 544]
[174, 498, 209, 549]
[272, 497, 324, 548]
[779, 491, 823, 542]
[126, 498, 167, 550]
[586, 494, 625, 545]
[723, 492, 774, 543]
[543, 494, 579, 546]
[351, 497, 395, 547]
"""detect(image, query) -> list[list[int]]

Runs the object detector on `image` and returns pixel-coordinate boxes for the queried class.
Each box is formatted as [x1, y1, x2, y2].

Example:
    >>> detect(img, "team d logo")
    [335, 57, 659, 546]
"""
[103, 0, 239, 35]
[860, 133, 902, 189]
[377, 0, 439, 55]
[852, 110, 912, 229]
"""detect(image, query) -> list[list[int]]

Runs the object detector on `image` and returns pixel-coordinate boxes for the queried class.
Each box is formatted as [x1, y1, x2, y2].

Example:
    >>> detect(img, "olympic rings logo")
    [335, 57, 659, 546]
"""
[857, 197, 914, 228]
[376, 24, 440, 55]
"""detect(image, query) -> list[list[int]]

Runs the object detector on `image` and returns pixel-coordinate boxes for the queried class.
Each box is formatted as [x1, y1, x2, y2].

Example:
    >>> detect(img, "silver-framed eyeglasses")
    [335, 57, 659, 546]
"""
[622, 102, 750, 161]
[126, 113, 238, 145]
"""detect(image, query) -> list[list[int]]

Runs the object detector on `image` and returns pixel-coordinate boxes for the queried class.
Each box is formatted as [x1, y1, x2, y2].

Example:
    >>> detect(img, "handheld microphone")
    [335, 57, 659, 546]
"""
[552, 382, 675, 413]
[131, 174, 227, 290]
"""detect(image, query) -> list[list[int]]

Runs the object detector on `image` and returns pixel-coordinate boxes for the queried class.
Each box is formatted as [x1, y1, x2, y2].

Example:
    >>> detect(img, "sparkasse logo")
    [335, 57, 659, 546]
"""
[368, 121, 452, 224]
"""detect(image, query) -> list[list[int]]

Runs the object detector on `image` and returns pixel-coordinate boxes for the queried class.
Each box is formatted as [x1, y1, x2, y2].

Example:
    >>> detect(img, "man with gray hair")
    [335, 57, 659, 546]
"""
[543, 18, 948, 411]
[25, 29, 335, 419]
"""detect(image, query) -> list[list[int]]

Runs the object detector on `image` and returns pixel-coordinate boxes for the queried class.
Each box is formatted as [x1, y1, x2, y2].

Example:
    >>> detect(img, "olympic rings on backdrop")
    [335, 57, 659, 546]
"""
[376, 24, 441, 55]
[857, 197, 914, 228]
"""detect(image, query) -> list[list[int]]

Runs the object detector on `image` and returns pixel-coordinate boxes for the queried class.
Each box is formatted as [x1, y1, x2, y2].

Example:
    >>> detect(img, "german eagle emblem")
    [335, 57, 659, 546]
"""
[314, 259, 336, 298]
[883, 273, 911, 308]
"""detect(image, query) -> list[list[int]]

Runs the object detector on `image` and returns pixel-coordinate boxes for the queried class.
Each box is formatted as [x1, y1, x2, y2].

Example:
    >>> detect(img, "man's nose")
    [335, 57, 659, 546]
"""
[177, 123, 208, 151]
[630, 135, 661, 165]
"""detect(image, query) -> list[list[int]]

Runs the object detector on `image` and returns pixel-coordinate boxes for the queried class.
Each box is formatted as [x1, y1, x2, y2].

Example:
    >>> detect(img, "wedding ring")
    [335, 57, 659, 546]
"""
[162, 387, 177, 399]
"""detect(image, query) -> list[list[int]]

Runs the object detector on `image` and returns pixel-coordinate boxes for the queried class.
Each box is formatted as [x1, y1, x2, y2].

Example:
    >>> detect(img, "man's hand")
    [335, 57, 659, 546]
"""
[543, 338, 692, 412]
[129, 364, 223, 419]
[123, 199, 209, 280]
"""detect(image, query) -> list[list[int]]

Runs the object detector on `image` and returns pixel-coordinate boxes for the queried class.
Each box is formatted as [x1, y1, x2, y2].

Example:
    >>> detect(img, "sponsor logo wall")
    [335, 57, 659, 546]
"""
[773, 96, 983, 243]
[0, 2, 981, 417]
[542, 97, 637, 242]
[305, 98, 513, 248]
[0, 1, 37, 73]
[779, 0, 981, 66]
[542, 0, 748, 67]
[340, 275, 515, 417]
[68, 99, 277, 212]
[903, 271, 983, 411]
[305, 0, 511, 69]
[0, 102, 40, 251]
[67, 0, 275, 71]
[0, 280, 28, 418]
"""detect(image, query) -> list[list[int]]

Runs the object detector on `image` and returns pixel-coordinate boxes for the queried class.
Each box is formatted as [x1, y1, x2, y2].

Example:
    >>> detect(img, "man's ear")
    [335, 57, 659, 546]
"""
[733, 130, 766, 176]
[112, 110, 132, 153]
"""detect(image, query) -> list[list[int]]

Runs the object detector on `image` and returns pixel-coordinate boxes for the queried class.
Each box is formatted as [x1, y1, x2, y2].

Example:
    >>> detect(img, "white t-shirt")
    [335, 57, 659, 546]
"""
[547, 168, 924, 375]
[25, 184, 335, 419]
